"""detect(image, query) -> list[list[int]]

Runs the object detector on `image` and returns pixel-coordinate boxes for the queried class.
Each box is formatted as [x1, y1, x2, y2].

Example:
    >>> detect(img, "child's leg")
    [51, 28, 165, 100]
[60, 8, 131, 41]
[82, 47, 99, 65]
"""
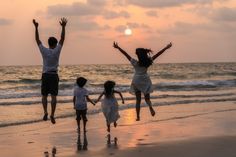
[114, 121, 117, 127]
[106, 120, 110, 132]
[144, 94, 155, 116]
[135, 91, 141, 121]
[82, 110, 88, 133]
[82, 117, 87, 133]
[77, 119, 81, 132]
[76, 110, 81, 132]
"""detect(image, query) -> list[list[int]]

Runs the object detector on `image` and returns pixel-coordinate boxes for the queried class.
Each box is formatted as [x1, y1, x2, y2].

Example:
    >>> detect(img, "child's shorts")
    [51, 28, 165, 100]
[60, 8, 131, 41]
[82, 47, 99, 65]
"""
[76, 109, 87, 121]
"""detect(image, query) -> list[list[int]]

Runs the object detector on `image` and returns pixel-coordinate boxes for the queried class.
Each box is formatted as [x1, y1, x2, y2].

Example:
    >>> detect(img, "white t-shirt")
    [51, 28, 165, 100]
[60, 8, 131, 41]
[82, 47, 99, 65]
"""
[38, 44, 62, 73]
[73, 86, 88, 110]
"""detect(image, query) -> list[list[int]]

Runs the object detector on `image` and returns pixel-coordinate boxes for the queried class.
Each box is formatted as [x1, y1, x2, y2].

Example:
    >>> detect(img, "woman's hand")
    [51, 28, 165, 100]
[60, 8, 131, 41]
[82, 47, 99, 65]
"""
[113, 42, 119, 49]
[166, 42, 172, 49]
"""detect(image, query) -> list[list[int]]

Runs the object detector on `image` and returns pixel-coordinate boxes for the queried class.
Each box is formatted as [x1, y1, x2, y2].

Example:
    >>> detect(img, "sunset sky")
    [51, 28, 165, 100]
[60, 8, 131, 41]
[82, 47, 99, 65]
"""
[0, 0, 236, 65]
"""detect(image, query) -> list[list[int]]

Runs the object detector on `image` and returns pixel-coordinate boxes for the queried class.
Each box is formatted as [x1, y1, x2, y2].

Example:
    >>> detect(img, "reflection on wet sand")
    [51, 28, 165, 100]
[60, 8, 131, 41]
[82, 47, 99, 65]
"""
[44, 146, 56, 157]
[107, 134, 118, 149]
[77, 132, 88, 151]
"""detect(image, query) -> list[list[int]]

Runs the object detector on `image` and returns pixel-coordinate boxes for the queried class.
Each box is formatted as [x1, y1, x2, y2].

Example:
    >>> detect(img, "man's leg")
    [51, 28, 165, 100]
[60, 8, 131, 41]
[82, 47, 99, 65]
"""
[42, 95, 48, 120]
[135, 91, 141, 121]
[50, 95, 57, 124]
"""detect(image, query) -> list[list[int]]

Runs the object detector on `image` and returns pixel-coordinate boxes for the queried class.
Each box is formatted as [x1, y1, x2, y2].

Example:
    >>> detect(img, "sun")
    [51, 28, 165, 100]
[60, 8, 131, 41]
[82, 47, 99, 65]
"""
[124, 27, 132, 36]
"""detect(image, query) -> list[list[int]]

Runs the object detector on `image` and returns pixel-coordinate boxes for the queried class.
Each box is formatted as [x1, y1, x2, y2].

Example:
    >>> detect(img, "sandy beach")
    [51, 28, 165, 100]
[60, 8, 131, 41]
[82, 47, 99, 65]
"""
[1, 101, 236, 157]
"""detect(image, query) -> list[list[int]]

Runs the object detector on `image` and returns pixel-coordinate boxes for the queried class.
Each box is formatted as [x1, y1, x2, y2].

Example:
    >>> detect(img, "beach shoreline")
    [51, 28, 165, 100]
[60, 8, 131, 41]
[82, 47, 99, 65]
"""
[1, 101, 236, 157]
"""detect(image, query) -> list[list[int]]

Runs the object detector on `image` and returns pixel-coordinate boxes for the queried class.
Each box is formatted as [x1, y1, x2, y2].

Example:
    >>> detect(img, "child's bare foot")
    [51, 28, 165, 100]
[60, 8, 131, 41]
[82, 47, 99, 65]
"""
[114, 122, 117, 127]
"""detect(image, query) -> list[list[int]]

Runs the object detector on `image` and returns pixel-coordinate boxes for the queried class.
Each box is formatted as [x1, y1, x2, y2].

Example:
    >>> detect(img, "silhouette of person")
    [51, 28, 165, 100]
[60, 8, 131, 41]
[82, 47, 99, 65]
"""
[113, 41, 172, 121]
[33, 18, 67, 124]
[96, 81, 124, 133]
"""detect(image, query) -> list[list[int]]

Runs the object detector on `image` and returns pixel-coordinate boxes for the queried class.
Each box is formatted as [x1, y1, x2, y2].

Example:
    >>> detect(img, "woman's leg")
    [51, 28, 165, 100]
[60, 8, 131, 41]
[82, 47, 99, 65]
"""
[144, 94, 155, 116]
[135, 91, 142, 121]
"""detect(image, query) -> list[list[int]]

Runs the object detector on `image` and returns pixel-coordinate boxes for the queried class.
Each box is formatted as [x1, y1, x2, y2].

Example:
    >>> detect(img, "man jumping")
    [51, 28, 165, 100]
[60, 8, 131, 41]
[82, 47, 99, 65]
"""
[33, 18, 67, 124]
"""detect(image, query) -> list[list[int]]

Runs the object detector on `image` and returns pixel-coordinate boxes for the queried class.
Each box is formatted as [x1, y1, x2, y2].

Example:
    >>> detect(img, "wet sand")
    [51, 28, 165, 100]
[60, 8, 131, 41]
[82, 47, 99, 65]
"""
[1, 102, 236, 157]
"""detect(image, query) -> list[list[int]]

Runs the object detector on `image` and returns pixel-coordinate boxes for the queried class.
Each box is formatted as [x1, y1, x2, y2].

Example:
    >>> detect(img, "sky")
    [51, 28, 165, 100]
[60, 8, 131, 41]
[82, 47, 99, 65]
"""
[0, 0, 236, 65]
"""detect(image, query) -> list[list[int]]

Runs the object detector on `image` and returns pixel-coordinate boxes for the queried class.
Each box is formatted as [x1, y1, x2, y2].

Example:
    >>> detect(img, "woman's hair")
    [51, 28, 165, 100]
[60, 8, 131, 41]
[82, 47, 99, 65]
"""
[104, 80, 116, 97]
[76, 77, 87, 87]
[136, 48, 153, 68]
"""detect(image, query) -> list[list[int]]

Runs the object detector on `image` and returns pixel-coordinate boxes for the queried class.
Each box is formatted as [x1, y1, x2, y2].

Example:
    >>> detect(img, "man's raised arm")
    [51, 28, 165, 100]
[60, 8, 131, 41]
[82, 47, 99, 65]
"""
[59, 17, 67, 46]
[33, 19, 41, 46]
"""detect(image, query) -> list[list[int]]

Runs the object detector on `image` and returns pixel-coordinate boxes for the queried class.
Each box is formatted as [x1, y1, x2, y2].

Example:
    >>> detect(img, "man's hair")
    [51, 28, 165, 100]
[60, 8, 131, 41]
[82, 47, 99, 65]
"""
[76, 77, 87, 88]
[48, 37, 58, 47]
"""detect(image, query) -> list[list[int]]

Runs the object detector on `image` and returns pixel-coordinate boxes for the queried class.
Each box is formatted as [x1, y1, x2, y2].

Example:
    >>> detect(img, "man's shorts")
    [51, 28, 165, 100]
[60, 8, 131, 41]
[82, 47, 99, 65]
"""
[41, 73, 59, 96]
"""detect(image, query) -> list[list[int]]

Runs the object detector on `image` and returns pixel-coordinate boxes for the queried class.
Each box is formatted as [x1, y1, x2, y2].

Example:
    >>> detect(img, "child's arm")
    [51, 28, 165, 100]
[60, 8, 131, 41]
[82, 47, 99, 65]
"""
[95, 93, 104, 103]
[114, 90, 125, 104]
[86, 96, 96, 106]
[73, 96, 76, 108]
[152, 42, 172, 61]
[113, 41, 132, 61]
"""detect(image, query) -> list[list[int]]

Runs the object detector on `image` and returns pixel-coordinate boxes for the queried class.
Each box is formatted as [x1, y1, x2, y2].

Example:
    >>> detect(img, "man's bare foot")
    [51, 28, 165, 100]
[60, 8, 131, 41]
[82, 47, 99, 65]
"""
[50, 116, 56, 124]
[43, 113, 48, 121]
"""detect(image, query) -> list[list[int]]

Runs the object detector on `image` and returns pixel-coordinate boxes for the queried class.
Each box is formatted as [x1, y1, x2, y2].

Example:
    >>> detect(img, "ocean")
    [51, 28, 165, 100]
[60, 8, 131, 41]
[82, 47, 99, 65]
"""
[0, 63, 236, 127]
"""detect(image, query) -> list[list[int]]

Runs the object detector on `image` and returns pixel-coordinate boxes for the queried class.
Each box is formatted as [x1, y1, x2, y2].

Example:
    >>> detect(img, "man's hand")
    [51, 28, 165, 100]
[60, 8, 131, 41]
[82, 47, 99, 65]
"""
[59, 17, 67, 27]
[33, 19, 39, 28]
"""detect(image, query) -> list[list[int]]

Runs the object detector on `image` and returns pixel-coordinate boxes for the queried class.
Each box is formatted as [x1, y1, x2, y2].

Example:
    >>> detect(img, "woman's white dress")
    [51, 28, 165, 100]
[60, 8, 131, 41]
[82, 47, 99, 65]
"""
[130, 58, 153, 94]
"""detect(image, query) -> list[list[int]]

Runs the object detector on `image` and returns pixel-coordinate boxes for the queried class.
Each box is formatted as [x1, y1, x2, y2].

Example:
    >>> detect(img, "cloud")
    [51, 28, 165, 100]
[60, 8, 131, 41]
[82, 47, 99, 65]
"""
[120, 0, 226, 8]
[0, 18, 12, 25]
[115, 25, 126, 33]
[47, 2, 102, 16]
[102, 10, 130, 19]
[210, 7, 236, 22]
[75, 20, 110, 31]
[115, 22, 151, 33]
[87, 0, 107, 6]
[159, 20, 236, 36]
[146, 10, 158, 17]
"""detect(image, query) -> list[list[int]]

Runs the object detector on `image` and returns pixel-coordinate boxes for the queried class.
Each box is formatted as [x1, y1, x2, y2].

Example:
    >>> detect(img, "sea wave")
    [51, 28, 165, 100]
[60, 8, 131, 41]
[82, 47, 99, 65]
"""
[1, 96, 236, 128]
[0, 79, 236, 99]
[0, 92, 234, 106]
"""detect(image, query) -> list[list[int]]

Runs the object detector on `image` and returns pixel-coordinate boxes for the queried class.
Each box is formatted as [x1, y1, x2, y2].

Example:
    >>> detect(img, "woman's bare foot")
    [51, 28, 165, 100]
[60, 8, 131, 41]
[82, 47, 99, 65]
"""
[150, 107, 155, 116]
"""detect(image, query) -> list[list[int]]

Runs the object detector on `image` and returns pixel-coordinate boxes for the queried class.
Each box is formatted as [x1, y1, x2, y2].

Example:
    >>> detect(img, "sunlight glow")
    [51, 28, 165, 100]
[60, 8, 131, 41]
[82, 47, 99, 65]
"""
[124, 27, 132, 36]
